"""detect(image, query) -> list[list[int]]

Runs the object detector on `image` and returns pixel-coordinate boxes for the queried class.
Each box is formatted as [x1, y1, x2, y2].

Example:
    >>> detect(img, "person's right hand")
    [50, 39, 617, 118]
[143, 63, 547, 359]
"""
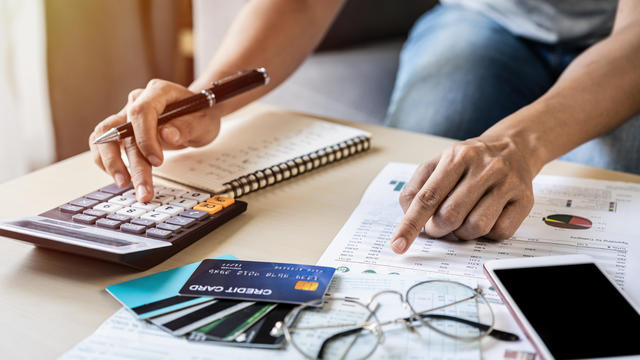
[89, 79, 222, 203]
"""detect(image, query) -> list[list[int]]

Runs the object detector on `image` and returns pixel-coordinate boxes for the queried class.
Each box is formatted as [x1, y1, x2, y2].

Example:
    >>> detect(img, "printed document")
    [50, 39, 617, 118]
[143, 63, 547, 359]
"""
[317, 162, 640, 359]
[318, 162, 640, 301]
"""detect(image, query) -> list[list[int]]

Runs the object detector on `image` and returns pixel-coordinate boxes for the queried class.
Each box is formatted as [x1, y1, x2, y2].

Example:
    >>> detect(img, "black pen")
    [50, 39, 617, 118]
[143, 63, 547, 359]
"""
[93, 67, 269, 144]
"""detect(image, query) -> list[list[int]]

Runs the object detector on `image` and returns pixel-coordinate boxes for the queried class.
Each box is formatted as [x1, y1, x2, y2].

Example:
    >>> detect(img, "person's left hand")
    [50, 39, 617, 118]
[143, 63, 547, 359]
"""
[390, 136, 536, 254]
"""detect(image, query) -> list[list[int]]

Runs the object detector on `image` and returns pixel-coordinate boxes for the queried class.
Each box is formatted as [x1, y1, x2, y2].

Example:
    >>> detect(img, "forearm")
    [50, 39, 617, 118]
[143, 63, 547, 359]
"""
[483, 20, 640, 174]
[189, 0, 345, 115]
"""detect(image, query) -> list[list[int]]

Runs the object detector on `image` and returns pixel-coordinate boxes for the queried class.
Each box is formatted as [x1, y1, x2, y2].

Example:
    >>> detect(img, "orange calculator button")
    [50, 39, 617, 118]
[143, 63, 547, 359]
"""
[206, 196, 235, 208]
[193, 202, 223, 215]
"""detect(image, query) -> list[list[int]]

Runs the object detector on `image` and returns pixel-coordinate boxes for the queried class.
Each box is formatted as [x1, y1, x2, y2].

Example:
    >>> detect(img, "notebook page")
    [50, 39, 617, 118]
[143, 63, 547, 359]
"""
[153, 108, 370, 193]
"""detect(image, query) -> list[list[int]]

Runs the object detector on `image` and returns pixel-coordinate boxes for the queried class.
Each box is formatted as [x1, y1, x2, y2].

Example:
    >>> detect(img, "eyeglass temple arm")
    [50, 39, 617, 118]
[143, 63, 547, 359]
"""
[316, 327, 365, 360]
[410, 314, 519, 341]
[315, 314, 519, 357]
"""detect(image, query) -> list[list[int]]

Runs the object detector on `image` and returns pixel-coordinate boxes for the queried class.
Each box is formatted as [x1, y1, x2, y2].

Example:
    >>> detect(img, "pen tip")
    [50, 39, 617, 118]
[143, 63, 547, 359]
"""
[93, 128, 119, 144]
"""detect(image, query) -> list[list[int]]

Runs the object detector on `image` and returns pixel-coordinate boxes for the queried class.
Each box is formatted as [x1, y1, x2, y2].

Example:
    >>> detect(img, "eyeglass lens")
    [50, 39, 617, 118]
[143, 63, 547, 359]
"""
[286, 299, 380, 360]
[406, 281, 494, 340]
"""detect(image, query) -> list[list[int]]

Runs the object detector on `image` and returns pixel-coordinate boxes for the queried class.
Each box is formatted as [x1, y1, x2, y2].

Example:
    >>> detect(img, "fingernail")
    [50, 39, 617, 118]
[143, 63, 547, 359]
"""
[160, 126, 181, 144]
[391, 237, 407, 254]
[114, 173, 126, 187]
[137, 185, 151, 201]
[148, 155, 162, 167]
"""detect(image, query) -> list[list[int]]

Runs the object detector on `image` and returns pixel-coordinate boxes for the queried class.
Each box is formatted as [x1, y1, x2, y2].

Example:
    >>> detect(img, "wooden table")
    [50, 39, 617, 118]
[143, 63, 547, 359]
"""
[1, 104, 639, 358]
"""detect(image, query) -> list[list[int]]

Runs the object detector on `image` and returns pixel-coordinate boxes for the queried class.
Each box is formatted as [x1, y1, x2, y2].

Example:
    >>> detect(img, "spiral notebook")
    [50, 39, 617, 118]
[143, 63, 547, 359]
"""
[153, 105, 371, 197]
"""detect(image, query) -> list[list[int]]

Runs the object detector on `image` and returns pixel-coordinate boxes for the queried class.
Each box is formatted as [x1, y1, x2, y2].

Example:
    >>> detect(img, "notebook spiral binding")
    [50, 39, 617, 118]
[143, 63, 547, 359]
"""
[223, 135, 371, 198]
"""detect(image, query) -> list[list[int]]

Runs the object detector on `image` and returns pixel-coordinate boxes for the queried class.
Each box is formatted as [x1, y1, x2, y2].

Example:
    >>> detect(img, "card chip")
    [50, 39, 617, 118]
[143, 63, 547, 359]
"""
[294, 281, 318, 291]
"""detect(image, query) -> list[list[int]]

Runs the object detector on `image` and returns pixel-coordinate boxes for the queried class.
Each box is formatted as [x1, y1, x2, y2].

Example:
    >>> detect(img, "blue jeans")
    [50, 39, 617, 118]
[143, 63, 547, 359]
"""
[386, 4, 640, 174]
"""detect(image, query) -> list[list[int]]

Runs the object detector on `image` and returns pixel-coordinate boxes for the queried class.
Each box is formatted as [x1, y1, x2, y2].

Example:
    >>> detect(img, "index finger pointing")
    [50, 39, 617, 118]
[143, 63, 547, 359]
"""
[399, 158, 438, 213]
[390, 158, 466, 254]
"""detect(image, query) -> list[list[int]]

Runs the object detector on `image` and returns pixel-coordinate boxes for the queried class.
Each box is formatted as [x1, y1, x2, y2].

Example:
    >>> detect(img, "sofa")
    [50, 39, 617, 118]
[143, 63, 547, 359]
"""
[193, 0, 437, 126]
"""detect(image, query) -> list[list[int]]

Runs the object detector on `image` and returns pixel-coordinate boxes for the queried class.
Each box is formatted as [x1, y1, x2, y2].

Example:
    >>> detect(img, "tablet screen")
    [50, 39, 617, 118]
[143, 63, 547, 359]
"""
[494, 263, 640, 359]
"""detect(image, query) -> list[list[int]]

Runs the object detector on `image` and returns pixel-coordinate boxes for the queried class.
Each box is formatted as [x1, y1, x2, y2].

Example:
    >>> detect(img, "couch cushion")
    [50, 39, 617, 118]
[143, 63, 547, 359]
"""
[318, 0, 436, 50]
[262, 39, 403, 126]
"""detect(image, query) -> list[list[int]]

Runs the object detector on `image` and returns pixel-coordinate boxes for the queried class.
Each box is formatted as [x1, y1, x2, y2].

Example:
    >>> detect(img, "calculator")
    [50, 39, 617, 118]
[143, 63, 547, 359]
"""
[0, 183, 247, 270]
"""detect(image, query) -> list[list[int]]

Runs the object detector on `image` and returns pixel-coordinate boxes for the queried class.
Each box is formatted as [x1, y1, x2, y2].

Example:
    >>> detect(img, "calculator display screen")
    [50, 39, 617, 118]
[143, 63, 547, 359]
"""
[494, 263, 640, 359]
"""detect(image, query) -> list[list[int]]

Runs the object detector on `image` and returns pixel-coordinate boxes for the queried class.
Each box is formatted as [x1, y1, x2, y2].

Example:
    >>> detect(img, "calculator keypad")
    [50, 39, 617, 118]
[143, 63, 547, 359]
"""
[0, 182, 248, 270]
[53, 183, 238, 244]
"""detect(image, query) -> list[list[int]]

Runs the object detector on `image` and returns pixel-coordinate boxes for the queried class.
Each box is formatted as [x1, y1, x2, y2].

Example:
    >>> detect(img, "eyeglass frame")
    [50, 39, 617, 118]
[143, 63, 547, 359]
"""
[277, 279, 519, 360]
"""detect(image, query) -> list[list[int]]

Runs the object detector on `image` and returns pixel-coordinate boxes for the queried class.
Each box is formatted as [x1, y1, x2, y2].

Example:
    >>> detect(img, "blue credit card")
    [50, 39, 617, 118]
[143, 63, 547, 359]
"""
[106, 254, 237, 319]
[179, 259, 335, 305]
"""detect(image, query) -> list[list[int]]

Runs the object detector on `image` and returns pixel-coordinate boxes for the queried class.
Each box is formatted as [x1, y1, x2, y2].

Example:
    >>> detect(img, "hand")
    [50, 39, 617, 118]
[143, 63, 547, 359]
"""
[89, 79, 221, 203]
[390, 136, 536, 254]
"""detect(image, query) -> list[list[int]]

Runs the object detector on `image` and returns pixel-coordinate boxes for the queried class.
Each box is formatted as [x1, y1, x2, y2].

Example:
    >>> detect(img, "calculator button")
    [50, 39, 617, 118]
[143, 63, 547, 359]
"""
[183, 192, 211, 202]
[72, 214, 98, 224]
[155, 205, 184, 216]
[153, 195, 175, 204]
[140, 211, 172, 223]
[166, 216, 197, 228]
[93, 202, 124, 214]
[83, 209, 107, 218]
[107, 213, 132, 222]
[120, 223, 146, 234]
[59, 204, 84, 214]
[109, 196, 136, 206]
[116, 207, 147, 218]
[96, 218, 123, 229]
[132, 202, 161, 211]
[206, 196, 235, 208]
[122, 189, 137, 198]
[156, 222, 181, 232]
[193, 202, 223, 215]
[146, 227, 172, 239]
[85, 191, 114, 202]
[181, 209, 210, 220]
[130, 218, 156, 228]
[69, 198, 100, 209]
[158, 187, 187, 197]
[169, 199, 198, 209]
[100, 183, 133, 195]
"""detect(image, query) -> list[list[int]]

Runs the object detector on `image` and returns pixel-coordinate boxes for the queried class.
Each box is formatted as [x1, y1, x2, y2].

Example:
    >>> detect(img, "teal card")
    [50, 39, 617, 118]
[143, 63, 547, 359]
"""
[106, 254, 237, 319]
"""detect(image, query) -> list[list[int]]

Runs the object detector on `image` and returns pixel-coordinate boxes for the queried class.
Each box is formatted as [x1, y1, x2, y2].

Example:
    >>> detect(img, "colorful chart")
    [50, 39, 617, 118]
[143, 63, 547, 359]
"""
[543, 214, 592, 230]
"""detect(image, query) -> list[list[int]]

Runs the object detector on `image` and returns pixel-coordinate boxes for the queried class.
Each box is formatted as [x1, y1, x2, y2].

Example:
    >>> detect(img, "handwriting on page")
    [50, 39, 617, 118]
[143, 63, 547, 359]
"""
[155, 110, 369, 193]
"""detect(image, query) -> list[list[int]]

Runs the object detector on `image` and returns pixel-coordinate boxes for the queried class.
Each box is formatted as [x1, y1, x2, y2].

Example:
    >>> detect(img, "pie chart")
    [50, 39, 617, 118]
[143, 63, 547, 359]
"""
[543, 214, 592, 230]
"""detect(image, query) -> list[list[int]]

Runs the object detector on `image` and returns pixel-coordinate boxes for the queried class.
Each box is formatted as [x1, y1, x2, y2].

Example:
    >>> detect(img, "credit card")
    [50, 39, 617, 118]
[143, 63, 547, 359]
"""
[153, 299, 254, 336]
[193, 303, 277, 341]
[149, 299, 217, 325]
[187, 303, 295, 348]
[236, 303, 295, 347]
[179, 259, 335, 305]
[106, 254, 237, 319]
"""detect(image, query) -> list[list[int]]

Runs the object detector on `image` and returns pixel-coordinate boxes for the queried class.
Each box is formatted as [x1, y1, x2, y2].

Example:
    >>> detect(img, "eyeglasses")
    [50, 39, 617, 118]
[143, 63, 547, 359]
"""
[274, 280, 519, 360]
